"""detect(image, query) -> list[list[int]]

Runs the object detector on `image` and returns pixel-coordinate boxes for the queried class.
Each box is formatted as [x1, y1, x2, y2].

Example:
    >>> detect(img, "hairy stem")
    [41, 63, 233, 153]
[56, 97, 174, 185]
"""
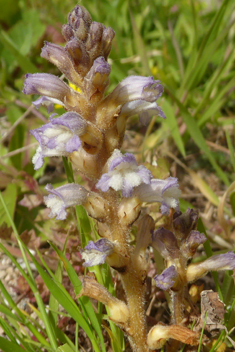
[121, 259, 150, 352]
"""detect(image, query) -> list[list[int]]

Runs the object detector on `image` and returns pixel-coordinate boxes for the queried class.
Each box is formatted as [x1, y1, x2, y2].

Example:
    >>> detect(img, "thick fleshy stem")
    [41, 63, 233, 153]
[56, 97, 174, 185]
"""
[99, 190, 151, 352]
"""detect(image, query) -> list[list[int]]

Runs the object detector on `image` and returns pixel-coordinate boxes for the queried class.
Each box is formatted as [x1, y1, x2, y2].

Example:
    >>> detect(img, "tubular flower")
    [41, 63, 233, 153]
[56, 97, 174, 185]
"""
[81, 239, 114, 267]
[44, 183, 88, 220]
[154, 265, 178, 291]
[97, 76, 164, 128]
[96, 149, 152, 197]
[186, 251, 235, 282]
[152, 228, 180, 260]
[31, 112, 87, 170]
[23, 73, 81, 111]
[133, 177, 181, 214]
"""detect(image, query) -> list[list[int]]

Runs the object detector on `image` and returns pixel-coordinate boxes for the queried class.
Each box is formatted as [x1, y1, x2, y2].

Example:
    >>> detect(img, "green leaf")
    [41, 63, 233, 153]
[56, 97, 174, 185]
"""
[129, 10, 151, 75]
[50, 243, 106, 352]
[162, 99, 186, 157]
[230, 192, 235, 216]
[166, 88, 229, 186]
[197, 218, 222, 300]
[24, 248, 101, 352]
[57, 344, 77, 352]
[0, 29, 37, 73]
[0, 336, 27, 352]
[0, 183, 17, 226]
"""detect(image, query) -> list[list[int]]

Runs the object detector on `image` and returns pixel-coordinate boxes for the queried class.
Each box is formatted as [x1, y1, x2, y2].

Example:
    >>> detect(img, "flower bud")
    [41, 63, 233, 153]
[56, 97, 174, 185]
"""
[118, 197, 141, 226]
[70, 149, 99, 179]
[41, 42, 82, 87]
[186, 251, 235, 283]
[65, 38, 90, 74]
[173, 208, 198, 240]
[78, 275, 129, 325]
[134, 215, 154, 255]
[62, 24, 74, 41]
[84, 193, 110, 221]
[84, 57, 111, 98]
[147, 323, 200, 350]
[181, 230, 207, 258]
[152, 228, 179, 260]
[154, 266, 178, 291]
[102, 27, 115, 59]
[86, 22, 104, 59]
[68, 6, 92, 32]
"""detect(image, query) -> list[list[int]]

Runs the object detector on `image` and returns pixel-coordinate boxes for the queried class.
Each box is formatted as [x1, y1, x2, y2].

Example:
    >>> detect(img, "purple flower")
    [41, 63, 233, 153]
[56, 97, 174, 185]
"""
[96, 149, 152, 197]
[121, 100, 166, 126]
[31, 112, 87, 170]
[23, 73, 80, 111]
[41, 41, 83, 88]
[187, 251, 235, 282]
[183, 230, 207, 258]
[134, 177, 181, 215]
[84, 57, 111, 97]
[97, 76, 164, 128]
[44, 183, 88, 220]
[152, 228, 179, 259]
[81, 239, 114, 266]
[32, 96, 64, 113]
[109, 76, 163, 103]
[154, 266, 178, 291]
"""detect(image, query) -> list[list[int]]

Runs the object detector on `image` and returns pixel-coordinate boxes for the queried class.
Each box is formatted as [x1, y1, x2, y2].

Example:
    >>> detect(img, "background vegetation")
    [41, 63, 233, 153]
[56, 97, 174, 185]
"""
[0, 0, 235, 351]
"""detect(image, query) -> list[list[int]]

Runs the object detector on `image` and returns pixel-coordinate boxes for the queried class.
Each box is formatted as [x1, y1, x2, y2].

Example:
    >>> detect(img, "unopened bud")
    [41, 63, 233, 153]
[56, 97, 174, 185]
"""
[182, 230, 206, 258]
[86, 22, 104, 59]
[84, 193, 110, 221]
[102, 27, 115, 59]
[147, 323, 199, 350]
[152, 228, 179, 260]
[70, 149, 99, 179]
[62, 24, 74, 41]
[118, 197, 141, 226]
[78, 275, 129, 324]
[65, 38, 89, 73]
[173, 208, 198, 240]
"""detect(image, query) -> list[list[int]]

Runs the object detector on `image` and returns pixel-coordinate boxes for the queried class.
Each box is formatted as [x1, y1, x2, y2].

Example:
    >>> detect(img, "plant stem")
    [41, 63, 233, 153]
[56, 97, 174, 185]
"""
[121, 259, 150, 352]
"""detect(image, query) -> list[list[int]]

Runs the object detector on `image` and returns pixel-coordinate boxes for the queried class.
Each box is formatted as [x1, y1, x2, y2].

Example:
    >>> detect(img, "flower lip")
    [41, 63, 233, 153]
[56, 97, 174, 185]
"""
[96, 149, 152, 197]
[81, 239, 114, 267]
[32, 96, 64, 113]
[44, 183, 88, 220]
[133, 177, 181, 215]
[112, 76, 164, 103]
[30, 111, 86, 170]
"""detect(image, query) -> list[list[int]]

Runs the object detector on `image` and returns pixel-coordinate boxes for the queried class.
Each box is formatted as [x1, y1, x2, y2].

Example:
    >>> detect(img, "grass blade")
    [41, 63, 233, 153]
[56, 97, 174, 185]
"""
[166, 88, 229, 186]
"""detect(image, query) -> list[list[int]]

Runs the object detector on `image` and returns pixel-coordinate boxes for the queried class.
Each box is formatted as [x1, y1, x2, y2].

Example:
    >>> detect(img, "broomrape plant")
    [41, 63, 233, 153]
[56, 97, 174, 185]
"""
[22, 5, 235, 352]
